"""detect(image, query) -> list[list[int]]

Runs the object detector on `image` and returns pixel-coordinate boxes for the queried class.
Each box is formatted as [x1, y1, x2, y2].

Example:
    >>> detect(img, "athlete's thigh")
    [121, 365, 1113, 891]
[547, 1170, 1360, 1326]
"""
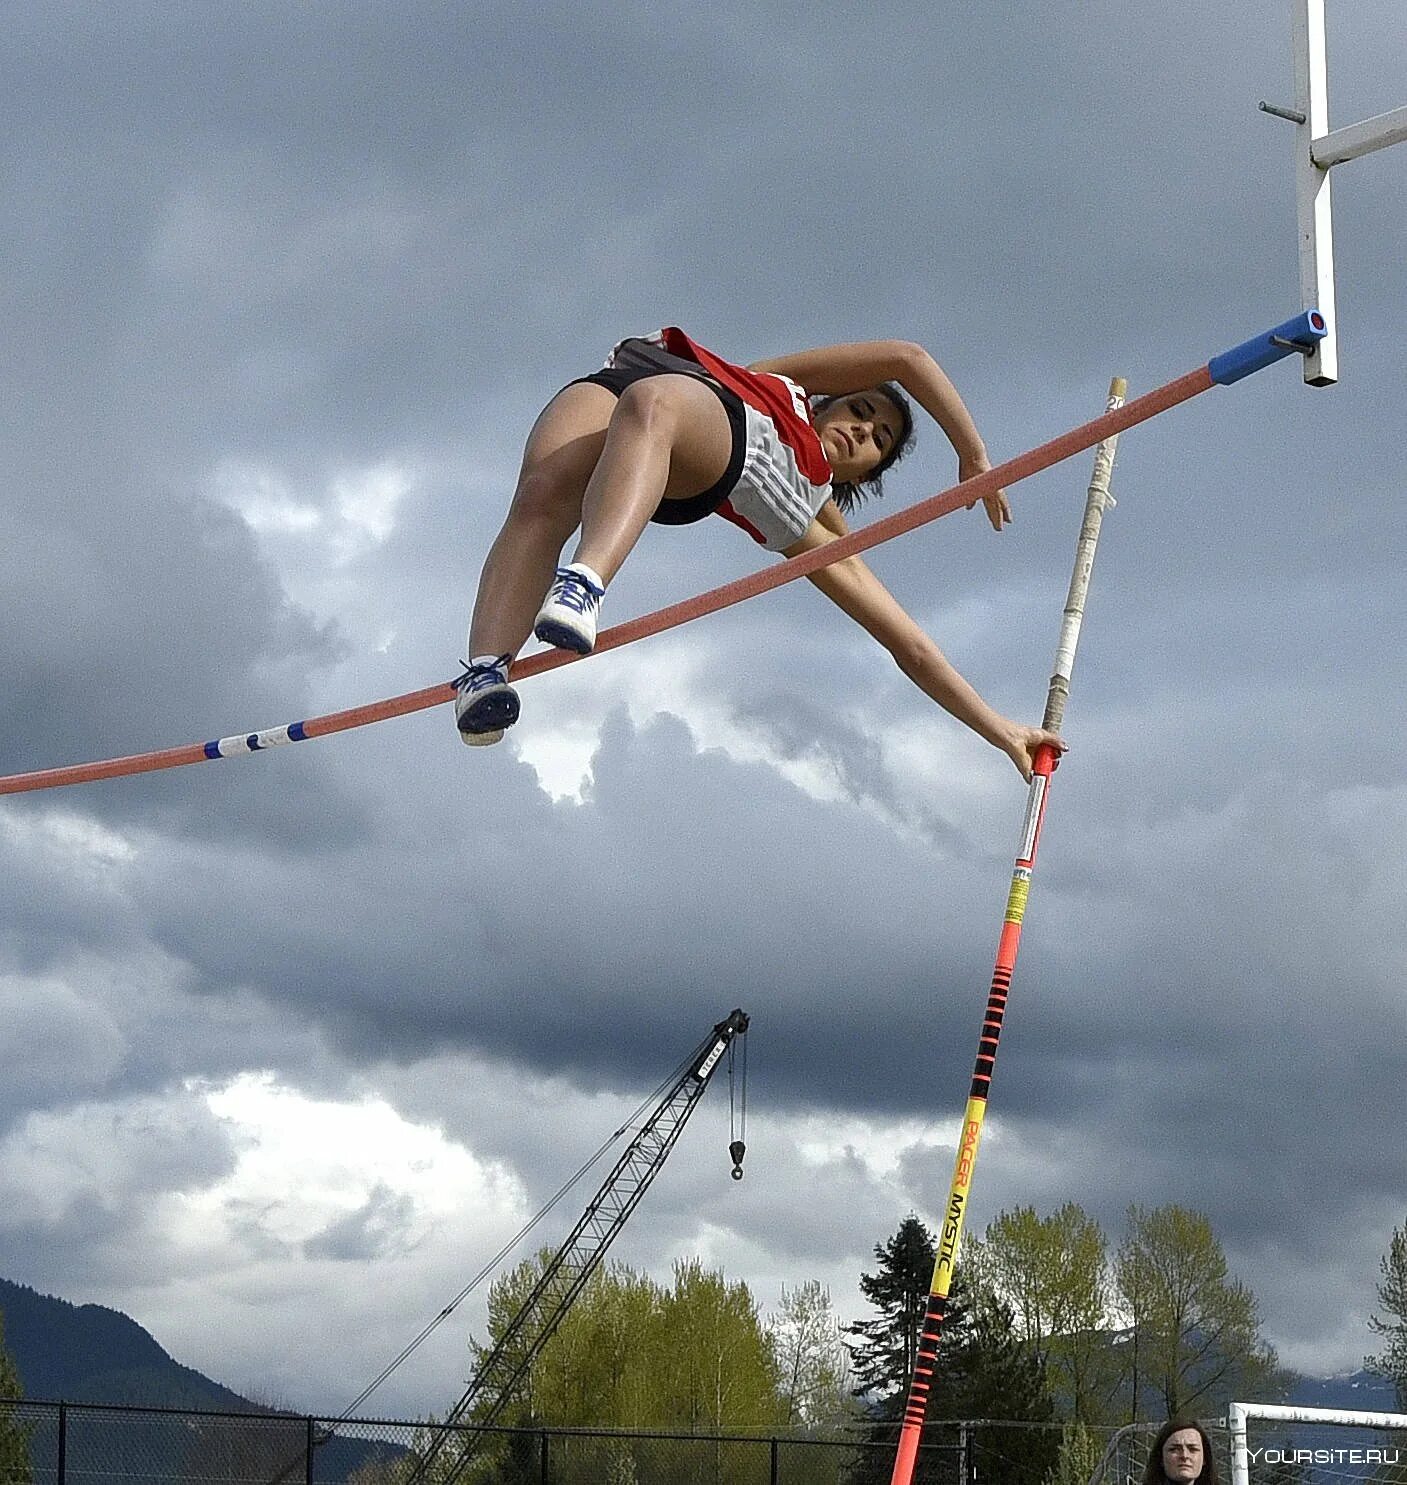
[513, 381, 619, 500]
[616, 374, 734, 501]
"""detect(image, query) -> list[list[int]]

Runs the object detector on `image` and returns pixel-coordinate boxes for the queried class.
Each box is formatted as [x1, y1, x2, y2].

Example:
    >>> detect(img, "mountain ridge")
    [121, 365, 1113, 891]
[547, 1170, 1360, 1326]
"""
[0, 1276, 258, 1411]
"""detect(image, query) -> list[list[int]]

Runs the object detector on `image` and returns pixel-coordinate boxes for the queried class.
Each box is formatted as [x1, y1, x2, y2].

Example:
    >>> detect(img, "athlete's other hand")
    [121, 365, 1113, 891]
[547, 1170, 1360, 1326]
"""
[960, 450, 1011, 531]
[1001, 724, 1066, 783]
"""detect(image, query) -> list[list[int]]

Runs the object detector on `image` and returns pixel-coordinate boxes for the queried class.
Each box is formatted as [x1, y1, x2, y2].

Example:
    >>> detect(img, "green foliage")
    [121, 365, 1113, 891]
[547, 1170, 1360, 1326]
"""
[772, 1280, 854, 1428]
[970, 1203, 1118, 1422]
[844, 1216, 1058, 1485]
[923, 1270, 1058, 1485]
[1367, 1220, 1407, 1412]
[1115, 1203, 1286, 1416]
[468, 1249, 550, 1425]
[845, 1213, 939, 1414]
[1047, 1423, 1105, 1485]
[654, 1258, 785, 1433]
[470, 1253, 785, 1434]
[929, 1267, 1055, 1422]
[0, 1312, 31, 1485]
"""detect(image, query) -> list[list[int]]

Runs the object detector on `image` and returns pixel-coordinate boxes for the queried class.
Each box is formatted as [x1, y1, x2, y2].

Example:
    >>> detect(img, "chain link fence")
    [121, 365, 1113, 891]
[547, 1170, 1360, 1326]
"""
[0, 1399, 1213, 1485]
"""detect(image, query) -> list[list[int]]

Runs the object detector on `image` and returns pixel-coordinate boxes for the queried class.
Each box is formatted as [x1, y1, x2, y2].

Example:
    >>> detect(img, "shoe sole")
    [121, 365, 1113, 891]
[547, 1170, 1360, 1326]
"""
[457, 689, 520, 744]
[534, 618, 594, 654]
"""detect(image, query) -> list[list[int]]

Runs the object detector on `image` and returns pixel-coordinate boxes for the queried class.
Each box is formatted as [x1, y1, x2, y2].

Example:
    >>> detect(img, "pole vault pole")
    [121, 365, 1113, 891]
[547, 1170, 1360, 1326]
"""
[889, 376, 1127, 1485]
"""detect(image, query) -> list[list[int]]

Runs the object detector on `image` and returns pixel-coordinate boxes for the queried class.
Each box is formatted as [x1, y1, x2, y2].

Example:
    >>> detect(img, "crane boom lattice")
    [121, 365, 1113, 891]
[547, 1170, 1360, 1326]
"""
[408, 1008, 749, 1485]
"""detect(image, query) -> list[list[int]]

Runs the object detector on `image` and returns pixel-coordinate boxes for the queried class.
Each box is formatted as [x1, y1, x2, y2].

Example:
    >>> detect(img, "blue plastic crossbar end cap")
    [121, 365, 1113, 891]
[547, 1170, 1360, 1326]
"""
[1209, 310, 1330, 386]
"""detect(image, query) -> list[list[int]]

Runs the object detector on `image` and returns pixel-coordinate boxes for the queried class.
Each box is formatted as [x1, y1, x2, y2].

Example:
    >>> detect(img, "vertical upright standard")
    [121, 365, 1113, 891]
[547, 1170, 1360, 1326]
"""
[1262, 0, 1407, 385]
[888, 378, 1127, 1485]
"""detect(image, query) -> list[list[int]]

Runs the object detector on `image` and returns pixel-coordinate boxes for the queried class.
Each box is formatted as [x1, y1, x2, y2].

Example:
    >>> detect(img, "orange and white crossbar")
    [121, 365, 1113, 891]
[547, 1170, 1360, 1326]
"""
[0, 314, 1325, 798]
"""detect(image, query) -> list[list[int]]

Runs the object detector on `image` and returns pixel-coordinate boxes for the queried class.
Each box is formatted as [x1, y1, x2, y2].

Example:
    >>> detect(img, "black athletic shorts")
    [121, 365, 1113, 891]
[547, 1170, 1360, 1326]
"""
[565, 365, 748, 526]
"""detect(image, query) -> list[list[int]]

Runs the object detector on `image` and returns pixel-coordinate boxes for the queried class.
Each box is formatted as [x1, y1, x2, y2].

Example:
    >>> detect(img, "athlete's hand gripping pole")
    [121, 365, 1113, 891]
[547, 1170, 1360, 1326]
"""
[888, 377, 1128, 1485]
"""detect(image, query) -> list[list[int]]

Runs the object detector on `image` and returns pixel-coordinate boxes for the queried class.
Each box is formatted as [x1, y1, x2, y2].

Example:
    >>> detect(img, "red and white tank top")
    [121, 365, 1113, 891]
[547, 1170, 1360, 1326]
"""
[605, 328, 835, 551]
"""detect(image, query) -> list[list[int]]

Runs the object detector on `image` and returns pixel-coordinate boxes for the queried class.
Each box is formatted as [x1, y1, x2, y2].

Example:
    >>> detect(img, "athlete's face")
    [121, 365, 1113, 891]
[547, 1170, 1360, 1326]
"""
[1161, 1430, 1204, 1485]
[814, 389, 905, 484]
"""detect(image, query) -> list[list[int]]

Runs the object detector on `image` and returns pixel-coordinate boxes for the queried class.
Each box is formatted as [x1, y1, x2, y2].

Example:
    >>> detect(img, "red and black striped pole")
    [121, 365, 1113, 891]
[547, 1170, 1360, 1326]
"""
[889, 377, 1127, 1485]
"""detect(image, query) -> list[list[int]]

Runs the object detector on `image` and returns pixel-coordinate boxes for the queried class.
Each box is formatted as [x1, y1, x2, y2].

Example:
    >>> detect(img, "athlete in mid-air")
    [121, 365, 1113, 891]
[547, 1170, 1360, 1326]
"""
[454, 329, 1064, 780]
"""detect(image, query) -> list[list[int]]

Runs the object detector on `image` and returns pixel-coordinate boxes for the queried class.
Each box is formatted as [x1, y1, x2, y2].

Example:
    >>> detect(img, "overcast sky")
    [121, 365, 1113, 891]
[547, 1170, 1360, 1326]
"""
[2, 1, 1405, 1421]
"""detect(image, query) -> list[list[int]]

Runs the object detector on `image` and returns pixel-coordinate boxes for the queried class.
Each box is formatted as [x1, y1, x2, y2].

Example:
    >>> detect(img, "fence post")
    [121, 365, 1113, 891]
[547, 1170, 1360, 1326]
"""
[769, 1436, 779, 1485]
[305, 1415, 315, 1485]
[56, 1402, 67, 1485]
[959, 1422, 970, 1485]
[539, 1427, 549, 1484]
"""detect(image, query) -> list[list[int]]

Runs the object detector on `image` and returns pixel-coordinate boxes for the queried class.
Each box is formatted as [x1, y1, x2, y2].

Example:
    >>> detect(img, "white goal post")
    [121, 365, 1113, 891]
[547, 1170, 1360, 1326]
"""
[1230, 1401, 1407, 1485]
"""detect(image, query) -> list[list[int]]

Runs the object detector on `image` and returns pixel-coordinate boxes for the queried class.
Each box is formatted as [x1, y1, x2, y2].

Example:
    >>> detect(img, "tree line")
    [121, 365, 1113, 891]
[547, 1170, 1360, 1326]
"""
[460, 1203, 1407, 1442]
[3, 1207, 1407, 1479]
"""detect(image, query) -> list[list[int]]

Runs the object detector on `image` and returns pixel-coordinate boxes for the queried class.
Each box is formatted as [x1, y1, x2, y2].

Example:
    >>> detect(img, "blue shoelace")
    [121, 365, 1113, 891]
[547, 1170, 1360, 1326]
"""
[551, 568, 602, 615]
[453, 656, 511, 696]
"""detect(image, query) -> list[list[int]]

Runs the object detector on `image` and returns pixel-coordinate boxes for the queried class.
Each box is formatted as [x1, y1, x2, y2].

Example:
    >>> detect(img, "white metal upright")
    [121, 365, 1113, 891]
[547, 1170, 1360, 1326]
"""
[1290, 1, 1338, 385]
[1262, 0, 1407, 386]
[1229, 1401, 1407, 1485]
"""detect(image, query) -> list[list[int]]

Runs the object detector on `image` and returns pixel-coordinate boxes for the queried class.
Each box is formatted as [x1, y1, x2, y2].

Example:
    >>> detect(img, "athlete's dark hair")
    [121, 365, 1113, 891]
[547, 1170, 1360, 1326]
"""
[813, 380, 917, 514]
[1141, 1419, 1219, 1485]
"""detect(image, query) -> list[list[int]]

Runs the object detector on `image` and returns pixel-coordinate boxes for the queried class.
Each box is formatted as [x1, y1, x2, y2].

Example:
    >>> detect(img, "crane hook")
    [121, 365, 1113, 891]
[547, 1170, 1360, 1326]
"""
[728, 1139, 746, 1180]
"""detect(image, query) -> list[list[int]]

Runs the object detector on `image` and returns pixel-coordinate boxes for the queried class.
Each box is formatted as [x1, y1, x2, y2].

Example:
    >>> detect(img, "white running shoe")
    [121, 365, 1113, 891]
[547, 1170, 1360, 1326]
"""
[453, 656, 519, 746]
[534, 564, 605, 654]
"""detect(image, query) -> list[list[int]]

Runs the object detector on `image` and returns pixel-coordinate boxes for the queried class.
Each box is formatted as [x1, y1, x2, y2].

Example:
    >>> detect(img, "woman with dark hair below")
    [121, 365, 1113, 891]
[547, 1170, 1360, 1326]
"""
[454, 328, 1065, 780]
[1143, 1418, 1220, 1485]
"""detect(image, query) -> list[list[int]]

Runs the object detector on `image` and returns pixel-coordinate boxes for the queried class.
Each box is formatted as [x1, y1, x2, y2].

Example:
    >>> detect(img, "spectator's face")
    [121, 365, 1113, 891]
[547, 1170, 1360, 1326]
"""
[1163, 1429, 1204, 1484]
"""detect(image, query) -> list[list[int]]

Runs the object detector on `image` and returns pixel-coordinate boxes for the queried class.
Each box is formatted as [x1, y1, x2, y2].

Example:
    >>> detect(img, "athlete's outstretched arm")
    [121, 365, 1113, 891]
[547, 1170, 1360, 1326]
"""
[782, 508, 1061, 781]
[749, 339, 1010, 529]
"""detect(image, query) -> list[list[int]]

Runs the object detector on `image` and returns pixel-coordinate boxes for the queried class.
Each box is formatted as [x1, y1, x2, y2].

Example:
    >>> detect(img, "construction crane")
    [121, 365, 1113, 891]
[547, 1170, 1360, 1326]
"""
[407, 1007, 750, 1485]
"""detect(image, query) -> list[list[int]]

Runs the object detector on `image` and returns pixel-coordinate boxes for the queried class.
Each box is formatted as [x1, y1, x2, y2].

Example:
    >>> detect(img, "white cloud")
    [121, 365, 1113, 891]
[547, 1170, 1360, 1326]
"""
[183, 1071, 523, 1251]
[207, 457, 415, 562]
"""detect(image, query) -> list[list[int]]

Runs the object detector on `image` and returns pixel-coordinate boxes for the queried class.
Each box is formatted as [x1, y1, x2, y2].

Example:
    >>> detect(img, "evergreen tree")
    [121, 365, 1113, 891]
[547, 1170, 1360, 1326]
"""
[923, 1269, 1058, 1485]
[846, 1214, 938, 1418]
[1366, 1219, 1407, 1411]
[0, 1311, 31, 1485]
[844, 1217, 1057, 1485]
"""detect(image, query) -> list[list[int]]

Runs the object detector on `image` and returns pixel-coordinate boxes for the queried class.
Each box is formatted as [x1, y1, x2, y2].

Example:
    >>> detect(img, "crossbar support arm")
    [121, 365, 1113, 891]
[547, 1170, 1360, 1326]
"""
[1313, 104, 1407, 166]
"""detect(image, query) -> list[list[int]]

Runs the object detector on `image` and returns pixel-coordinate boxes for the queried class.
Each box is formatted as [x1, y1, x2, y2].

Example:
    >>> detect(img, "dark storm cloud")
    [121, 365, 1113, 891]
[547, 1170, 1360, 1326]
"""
[128, 708, 991, 1083]
[732, 689, 973, 853]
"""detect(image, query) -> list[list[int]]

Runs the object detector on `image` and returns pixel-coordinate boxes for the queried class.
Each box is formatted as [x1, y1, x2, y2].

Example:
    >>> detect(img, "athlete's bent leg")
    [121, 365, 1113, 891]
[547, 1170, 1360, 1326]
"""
[569, 375, 734, 585]
[467, 382, 616, 661]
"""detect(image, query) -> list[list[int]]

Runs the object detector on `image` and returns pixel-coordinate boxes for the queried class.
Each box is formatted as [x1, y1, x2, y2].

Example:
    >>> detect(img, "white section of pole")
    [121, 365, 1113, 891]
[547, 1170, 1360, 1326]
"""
[1293, 0, 1338, 386]
[1043, 377, 1126, 735]
[1313, 104, 1407, 166]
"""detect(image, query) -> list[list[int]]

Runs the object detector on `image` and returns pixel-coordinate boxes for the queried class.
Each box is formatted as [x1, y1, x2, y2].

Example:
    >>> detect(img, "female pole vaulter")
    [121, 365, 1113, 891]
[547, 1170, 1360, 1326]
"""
[455, 329, 1064, 780]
